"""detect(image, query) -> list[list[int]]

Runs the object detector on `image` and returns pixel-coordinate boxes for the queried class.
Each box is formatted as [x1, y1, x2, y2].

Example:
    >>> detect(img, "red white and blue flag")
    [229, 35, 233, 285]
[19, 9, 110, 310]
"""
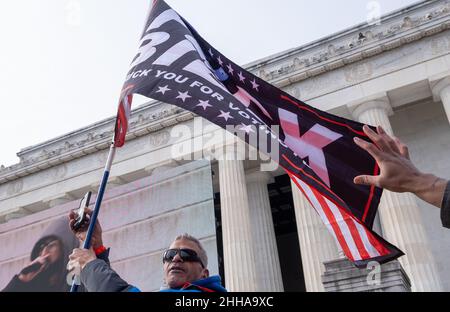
[114, 0, 403, 267]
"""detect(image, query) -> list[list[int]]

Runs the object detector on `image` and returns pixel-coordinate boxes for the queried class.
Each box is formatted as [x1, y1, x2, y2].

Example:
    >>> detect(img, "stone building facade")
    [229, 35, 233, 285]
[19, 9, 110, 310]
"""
[1, 0, 450, 292]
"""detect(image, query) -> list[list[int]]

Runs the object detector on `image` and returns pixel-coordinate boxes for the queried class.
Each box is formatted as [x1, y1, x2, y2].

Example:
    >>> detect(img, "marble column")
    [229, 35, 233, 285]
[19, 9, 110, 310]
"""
[291, 181, 339, 292]
[219, 158, 258, 291]
[352, 98, 442, 291]
[246, 171, 284, 292]
[431, 77, 450, 124]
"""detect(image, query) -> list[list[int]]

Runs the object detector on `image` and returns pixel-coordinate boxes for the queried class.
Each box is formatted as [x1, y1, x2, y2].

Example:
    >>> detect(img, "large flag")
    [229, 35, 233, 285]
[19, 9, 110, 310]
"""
[114, 0, 403, 267]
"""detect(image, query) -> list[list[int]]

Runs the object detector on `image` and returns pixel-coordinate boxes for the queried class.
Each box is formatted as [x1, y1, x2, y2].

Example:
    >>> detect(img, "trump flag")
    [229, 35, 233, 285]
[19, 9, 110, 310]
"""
[114, 0, 403, 267]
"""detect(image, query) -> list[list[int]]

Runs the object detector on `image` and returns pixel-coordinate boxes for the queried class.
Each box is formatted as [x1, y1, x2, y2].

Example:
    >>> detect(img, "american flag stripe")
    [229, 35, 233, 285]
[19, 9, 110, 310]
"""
[293, 176, 356, 261]
[292, 175, 389, 262]
[114, 94, 133, 147]
[322, 193, 390, 257]
[309, 182, 360, 261]
[352, 215, 382, 258]
[324, 196, 370, 259]
[295, 177, 339, 243]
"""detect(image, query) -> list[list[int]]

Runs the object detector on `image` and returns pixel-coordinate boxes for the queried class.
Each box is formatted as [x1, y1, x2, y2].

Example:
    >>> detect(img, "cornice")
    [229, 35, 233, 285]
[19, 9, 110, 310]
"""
[246, 0, 450, 87]
[0, 102, 195, 183]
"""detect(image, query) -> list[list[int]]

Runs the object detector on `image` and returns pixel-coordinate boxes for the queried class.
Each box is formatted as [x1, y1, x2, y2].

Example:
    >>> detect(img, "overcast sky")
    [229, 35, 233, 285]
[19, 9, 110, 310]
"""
[0, 0, 419, 167]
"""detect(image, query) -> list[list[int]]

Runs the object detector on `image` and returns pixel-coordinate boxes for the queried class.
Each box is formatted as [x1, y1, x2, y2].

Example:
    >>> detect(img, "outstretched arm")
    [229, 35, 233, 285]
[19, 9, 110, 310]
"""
[353, 125, 450, 228]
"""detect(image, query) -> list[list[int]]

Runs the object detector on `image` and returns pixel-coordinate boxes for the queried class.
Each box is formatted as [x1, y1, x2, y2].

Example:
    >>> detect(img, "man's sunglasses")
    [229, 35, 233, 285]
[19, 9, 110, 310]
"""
[163, 248, 205, 268]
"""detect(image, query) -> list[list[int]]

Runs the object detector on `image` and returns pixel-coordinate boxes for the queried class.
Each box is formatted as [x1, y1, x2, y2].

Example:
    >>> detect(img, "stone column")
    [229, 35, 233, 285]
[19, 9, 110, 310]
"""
[291, 182, 339, 292]
[246, 171, 284, 292]
[352, 99, 442, 291]
[431, 77, 450, 124]
[218, 158, 257, 291]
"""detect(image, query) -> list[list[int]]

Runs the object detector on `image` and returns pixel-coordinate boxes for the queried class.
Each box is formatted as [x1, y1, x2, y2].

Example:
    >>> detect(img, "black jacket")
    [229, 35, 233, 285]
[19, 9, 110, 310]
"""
[441, 181, 450, 229]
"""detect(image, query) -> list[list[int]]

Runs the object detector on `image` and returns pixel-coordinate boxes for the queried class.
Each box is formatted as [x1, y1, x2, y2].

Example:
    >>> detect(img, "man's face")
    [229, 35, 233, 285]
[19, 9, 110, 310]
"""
[163, 239, 209, 289]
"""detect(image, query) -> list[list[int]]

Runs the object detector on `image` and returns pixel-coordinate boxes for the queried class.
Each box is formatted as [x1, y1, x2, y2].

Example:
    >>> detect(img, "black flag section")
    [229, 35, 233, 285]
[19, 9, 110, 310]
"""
[116, 0, 403, 267]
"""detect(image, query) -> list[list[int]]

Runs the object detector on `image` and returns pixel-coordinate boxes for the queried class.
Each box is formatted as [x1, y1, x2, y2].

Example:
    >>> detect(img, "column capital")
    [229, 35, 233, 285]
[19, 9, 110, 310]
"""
[215, 143, 247, 161]
[350, 96, 393, 121]
[430, 76, 450, 102]
[246, 170, 273, 184]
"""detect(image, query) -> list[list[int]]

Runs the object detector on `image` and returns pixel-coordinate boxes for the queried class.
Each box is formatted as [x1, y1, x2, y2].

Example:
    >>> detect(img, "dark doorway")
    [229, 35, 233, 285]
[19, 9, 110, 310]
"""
[213, 192, 225, 287]
[268, 174, 305, 291]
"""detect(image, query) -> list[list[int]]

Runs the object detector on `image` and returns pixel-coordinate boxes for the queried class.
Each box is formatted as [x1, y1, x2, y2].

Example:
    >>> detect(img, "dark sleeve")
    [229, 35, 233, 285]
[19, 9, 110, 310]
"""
[2, 275, 29, 292]
[80, 259, 139, 292]
[441, 181, 450, 229]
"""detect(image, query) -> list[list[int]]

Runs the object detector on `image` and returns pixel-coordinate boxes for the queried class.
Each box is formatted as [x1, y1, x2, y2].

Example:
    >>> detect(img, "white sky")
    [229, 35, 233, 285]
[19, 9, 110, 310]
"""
[0, 0, 419, 167]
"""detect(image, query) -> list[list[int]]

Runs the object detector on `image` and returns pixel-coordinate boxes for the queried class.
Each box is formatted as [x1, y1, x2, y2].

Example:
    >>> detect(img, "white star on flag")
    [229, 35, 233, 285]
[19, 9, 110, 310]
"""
[250, 79, 260, 91]
[217, 56, 224, 66]
[156, 85, 171, 95]
[226, 64, 234, 75]
[196, 100, 212, 110]
[238, 72, 246, 82]
[217, 110, 234, 122]
[239, 124, 256, 134]
[176, 91, 192, 102]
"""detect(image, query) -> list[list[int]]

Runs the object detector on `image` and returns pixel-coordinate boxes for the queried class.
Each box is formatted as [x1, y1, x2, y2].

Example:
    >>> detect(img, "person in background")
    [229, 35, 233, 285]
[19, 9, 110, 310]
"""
[2, 217, 79, 292]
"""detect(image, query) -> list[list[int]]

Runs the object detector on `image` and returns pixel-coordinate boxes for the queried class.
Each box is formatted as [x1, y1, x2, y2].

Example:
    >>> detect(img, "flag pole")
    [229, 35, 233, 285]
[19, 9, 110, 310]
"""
[70, 138, 117, 292]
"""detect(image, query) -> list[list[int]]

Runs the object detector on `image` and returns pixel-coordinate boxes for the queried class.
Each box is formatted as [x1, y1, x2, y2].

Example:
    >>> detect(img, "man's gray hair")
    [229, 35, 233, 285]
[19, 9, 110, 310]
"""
[173, 233, 208, 268]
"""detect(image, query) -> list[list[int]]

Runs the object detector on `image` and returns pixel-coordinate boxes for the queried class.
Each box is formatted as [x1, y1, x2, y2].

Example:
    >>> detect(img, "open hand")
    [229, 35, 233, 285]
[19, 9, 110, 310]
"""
[354, 125, 447, 208]
[353, 125, 422, 193]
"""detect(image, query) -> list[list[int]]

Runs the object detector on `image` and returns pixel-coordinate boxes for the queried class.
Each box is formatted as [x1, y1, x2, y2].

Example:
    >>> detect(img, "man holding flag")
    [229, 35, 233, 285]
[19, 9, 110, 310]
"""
[68, 0, 407, 291]
[68, 214, 226, 292]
